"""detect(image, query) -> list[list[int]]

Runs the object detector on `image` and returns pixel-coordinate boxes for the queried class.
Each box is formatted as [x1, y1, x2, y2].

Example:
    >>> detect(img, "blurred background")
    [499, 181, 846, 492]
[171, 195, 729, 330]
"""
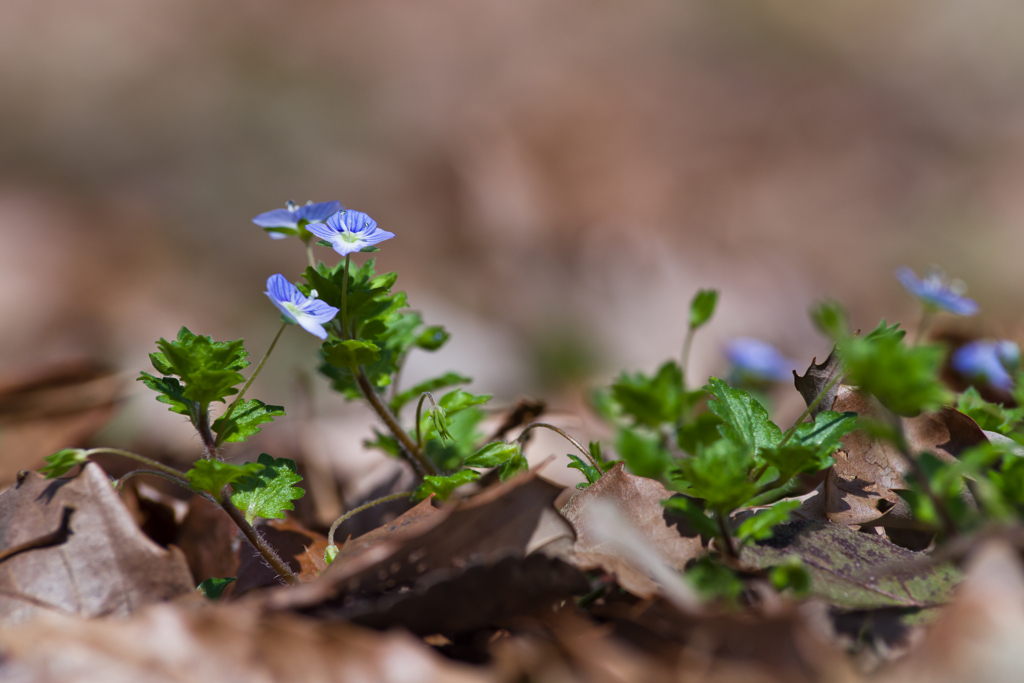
[2, 0, 1024, 509]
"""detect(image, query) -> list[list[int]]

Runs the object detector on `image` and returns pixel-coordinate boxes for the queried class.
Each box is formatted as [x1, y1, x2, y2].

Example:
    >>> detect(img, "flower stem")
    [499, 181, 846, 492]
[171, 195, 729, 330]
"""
[327, 491, 414, 548]
[215, 322, 288, 449]
[114, 469, 217, 504]
[219, 488, 300, 585]
[414, 392, 442, 452]
[517, 422, 599, 470]
[341, 254, 351, 339]
[913, 309, 934, 346]
[716, 510, 738, 560]
[196, 408, 218, 458]
[83, 448, 189, 481]
[356, 368, 437, 477]
[306, 242, 316, 269]
[681, 325, 696, 389]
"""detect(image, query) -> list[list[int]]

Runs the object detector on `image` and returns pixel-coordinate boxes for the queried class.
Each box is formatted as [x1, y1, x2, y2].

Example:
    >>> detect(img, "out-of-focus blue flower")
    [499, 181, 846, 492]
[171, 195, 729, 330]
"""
[952, 340, 1020, 390]
[725, 338, 796, 383]
[252, 201, 343, 240]
[265, 274, 339, 340]
[307, 210, 394, 257]
[896, 267, 978, 316]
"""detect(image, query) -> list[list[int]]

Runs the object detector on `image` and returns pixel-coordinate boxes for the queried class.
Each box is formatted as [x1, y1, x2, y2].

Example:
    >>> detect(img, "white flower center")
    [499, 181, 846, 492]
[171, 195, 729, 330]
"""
[341, 231, 359, 244]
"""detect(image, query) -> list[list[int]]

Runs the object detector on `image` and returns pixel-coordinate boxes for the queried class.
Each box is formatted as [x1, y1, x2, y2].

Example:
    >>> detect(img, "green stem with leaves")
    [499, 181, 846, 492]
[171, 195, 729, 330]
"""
[214, 322, 288, 449]
[219, 488, 300, 585]
[356, 369, 437, 477]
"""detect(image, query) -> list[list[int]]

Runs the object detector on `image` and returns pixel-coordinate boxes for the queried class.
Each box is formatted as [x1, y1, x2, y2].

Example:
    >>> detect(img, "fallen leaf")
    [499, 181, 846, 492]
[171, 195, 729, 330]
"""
[741, 519, 960, 610]
[793, 349, 842, 418]
[233, 516, 330, 595]
[561, 462, 704, 599]
[177, 495, 240, 585]
[0, 462, 195, 624]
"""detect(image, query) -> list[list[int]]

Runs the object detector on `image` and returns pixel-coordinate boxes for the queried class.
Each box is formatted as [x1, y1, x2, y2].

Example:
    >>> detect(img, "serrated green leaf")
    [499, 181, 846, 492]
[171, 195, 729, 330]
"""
[323, 339, 380, 369]
[196, 577, 236, 600]
[138, 372, 198, 421]
[389, 372, 471, 413]
[40, 448, 89, 478]
[465, 441, 521, 468]
[151, 327, 250, 406]
[673, 438, 758, 512]
[616, 427, 674, 480]
[957, 387, 1024, 434]
[761, 411, 858, 481]
[677, 412, 724, 454]
[187, 459, 263, 497]
[498, 453, 529, 481]
[230, 453, 306, 524]
[689, 289, 719, 329]
[736, 499, 801, 543]
[212, 399, 285, 444]
[567, 454, 602, 487]
[704, 377, 782, 456]
[611, 362, 685, 427]
[414, 469, 479, 501]
[839, 329, 950, 416]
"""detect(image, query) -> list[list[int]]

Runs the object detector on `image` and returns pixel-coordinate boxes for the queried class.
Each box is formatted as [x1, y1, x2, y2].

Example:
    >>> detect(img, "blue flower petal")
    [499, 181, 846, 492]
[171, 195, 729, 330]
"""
[952, 341, 1014, 390]
[896, 266, 978, 316]
[252, 208, 300, 229]
[265, 274, 296, 304]
[265, 292, 298, 324]
[725, 338, 795, 383]
[295, 316, 330, 340]
[306, 222, 340, 240]
[301, 299, 340, 324]
[296, 201, 343, 223]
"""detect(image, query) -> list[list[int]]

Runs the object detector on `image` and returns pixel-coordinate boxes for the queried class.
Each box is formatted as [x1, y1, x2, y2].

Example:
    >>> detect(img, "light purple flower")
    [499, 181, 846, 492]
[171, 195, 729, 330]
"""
[264, 274, 339, 340]
[725, 338, 796, 383]
[952, 340, 1020, 390]
[252, 201, 343, 240]
[307, 210, 394, 257]
[896, 266, 978, 316]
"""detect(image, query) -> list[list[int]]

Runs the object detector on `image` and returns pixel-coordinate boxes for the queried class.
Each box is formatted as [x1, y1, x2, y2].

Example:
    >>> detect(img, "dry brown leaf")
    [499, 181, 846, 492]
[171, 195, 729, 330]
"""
[561, 462, 704, 599]
[0, 359, 121, 486]
[0, 601, 488, 683]
[177, 495, 240, 585]
[823, 386, 987, 528]
[0, 462, 195, 624]
[233, 516, 330, 596]
[331, 496, 441, 568]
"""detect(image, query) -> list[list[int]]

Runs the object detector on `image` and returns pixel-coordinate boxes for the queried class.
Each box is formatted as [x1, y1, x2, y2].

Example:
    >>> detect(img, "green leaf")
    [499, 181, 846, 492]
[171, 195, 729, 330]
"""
[761, 411, 858, 480]
[212, 399, 285, 444]
[704, 377, 782, 457]
[323, 339, 381, 369]
[40, 448, 89, 478]
[673, 438, 758, 512]
[769, 558, 811, 597]
[611, 362, 685, 427]
[616, 427, 674, 480]
[196, 577, 235, 600]
[499, 453, 530, 481]
[810, 300, 849, 341]
[839, 328, 951, 416]
[465, 441, 521, 468]
[662, 495, 719, 538]
[677, 412, 724, 454]
[324, 545, 339, 565]
[137, 372, 198, 421]
[424, 407, 488, 471]
[416, 326, 450, 351]
[390, 372, 471, 413]
[229, 453, 306, 524]
[438, 389, 492, 414]
[689, 289, 719, 329]
[187, 459, 263, 497]
[957, 387, 1024, 434]
[150, 327, 250, 406]
[686, 557, 744, 603]
[414, 469, 479, 501]
[567, 454, 602, 488]
[736, 499, 801, 543]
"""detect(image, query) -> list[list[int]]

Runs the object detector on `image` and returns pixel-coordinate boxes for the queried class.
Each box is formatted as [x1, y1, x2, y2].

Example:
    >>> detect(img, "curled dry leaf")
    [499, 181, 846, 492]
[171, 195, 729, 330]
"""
[0, 463, 195, 625]
[269, 471, 587, 637]
[561, 462, 704, 600]
[0, 602, 486, 683]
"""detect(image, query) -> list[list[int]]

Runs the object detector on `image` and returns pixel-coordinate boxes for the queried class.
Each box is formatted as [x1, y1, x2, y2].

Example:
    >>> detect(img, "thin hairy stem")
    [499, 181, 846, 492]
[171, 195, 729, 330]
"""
[195, 408, 218, 458]
[777, 371, 844, 448]
[356, 369, 437, 477]
[327, 491, 415, 548]
[219, 488, 300, 585]
[340, 254, 351, 340]
[517, 422, 599, 470]
[215, 322, 288, 448]
[114, 470, 217, 504]
[82, 448, 188, 480]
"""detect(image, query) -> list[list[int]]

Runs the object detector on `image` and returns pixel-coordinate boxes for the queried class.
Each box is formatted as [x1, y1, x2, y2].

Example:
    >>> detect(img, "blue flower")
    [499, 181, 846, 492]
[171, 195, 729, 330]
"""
[252, 201, 343, 240]
[952, 340, 1020, 390]
[896, 267, 978, 316]
[307, 210, 395, 257]
[725, 338, 795, 383]
[265, 274, 339, 340]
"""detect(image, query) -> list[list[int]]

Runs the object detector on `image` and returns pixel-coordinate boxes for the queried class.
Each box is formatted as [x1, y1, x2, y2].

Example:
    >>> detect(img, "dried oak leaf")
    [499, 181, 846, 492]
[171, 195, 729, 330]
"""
[793, 349, 842, 418]
[0, 602, 485, 683]
[0, 463, 195, 624]
[561, 462, 704, 599]
[269, 471, 587, 637]
[824, 385, 988, 527]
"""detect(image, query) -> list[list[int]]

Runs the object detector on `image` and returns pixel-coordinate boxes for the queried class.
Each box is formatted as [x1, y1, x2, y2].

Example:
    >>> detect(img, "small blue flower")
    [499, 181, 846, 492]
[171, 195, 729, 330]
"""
[265, 274, 339, 340]
[896, 266, 978, 316]
[252, 201, 343, 240]
[725, 338, 795, 383]
[952, 340, 1020, 390]
[307, 210, 395, 257]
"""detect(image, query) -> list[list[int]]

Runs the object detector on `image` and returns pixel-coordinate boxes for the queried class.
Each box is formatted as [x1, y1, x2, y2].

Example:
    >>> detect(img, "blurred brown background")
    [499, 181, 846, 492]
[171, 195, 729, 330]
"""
[2, 0, 1023, 493]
